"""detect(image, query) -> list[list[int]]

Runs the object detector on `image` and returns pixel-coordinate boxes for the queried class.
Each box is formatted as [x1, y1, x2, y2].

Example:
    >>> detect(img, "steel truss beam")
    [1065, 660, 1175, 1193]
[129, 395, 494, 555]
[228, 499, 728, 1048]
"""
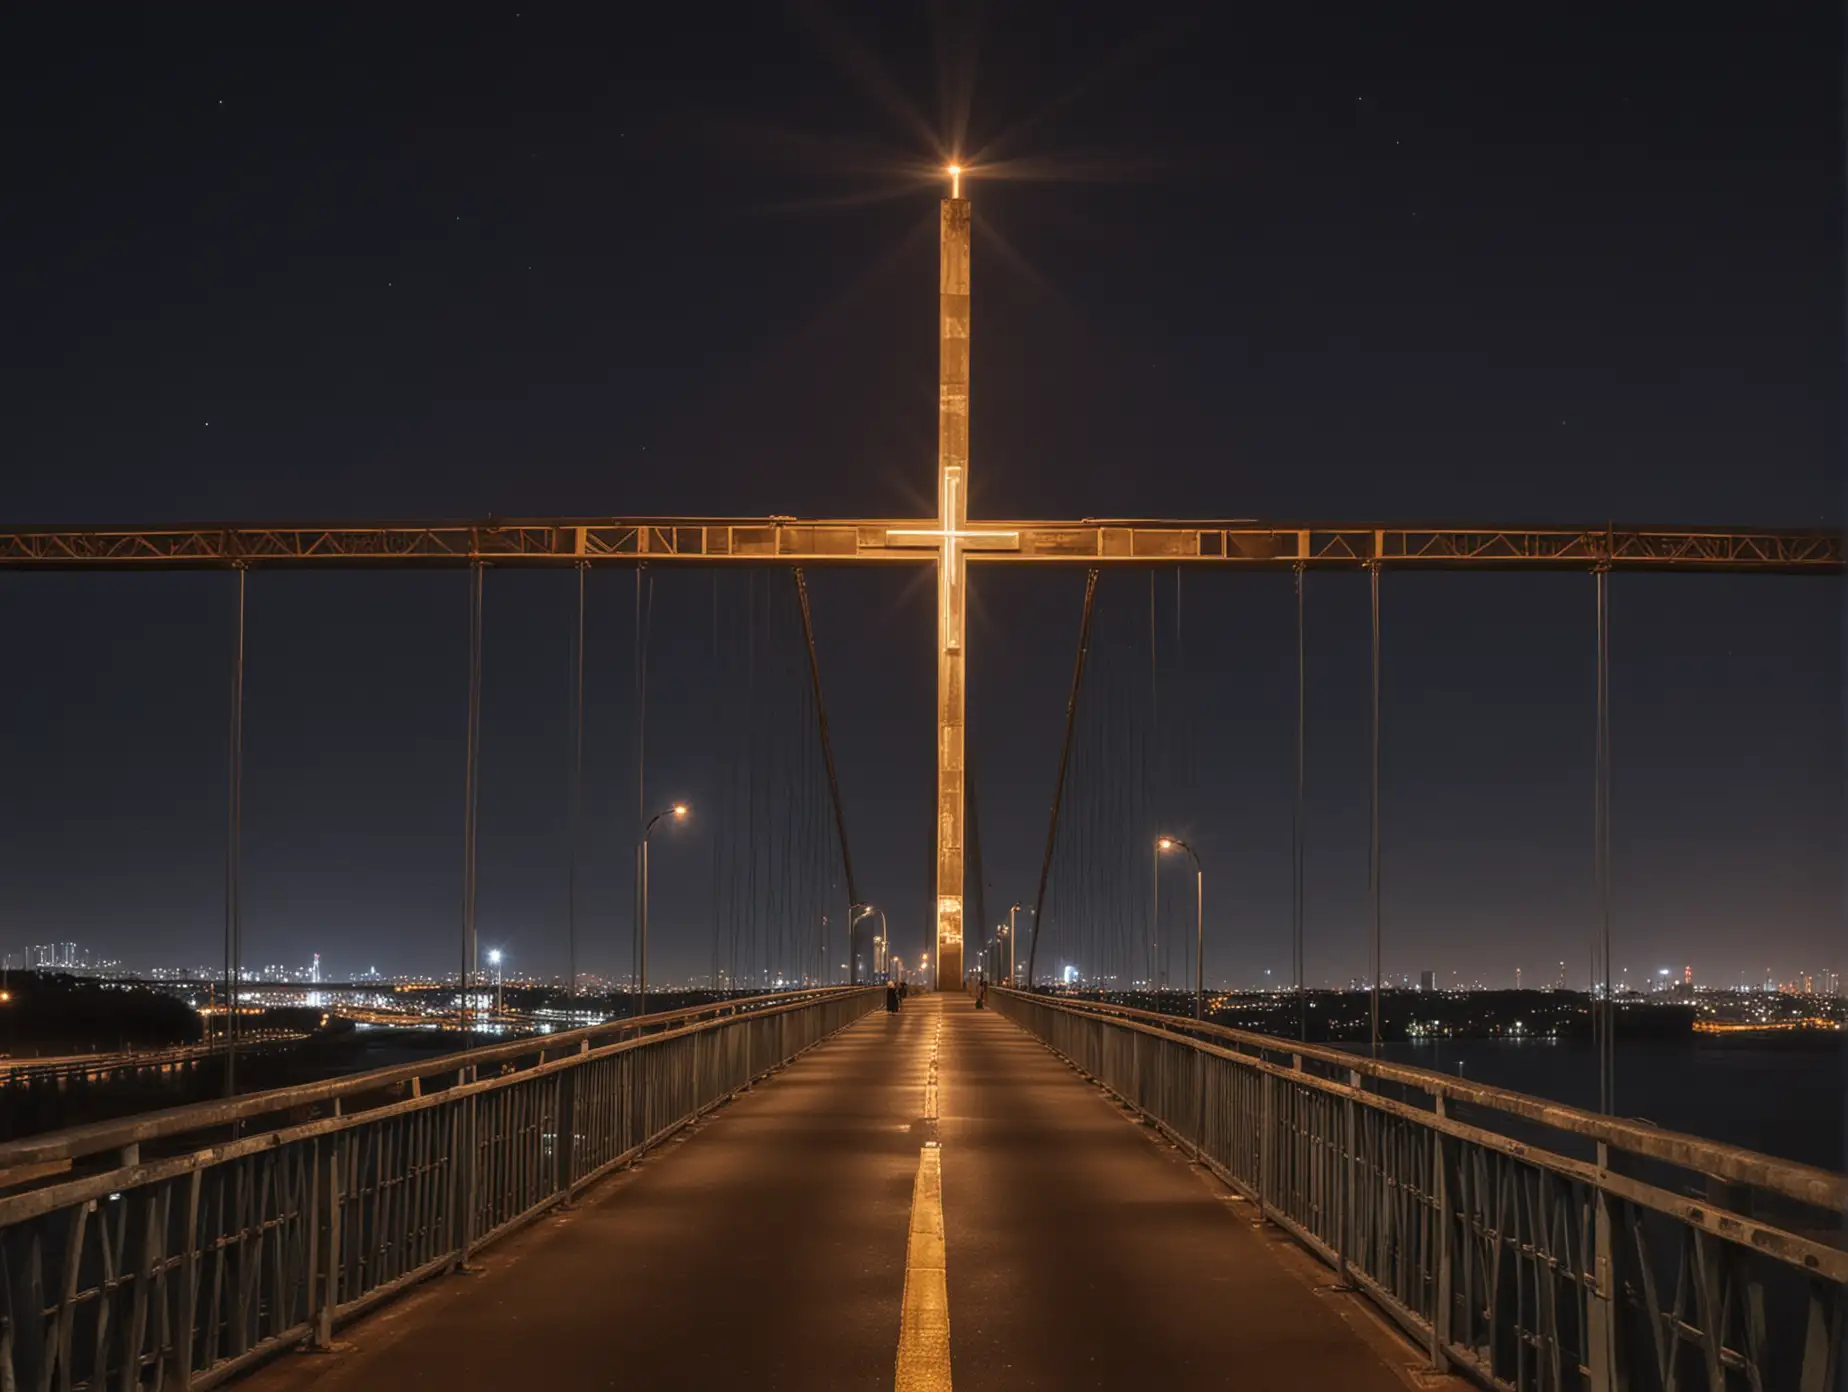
[0, 518, 1837, 572]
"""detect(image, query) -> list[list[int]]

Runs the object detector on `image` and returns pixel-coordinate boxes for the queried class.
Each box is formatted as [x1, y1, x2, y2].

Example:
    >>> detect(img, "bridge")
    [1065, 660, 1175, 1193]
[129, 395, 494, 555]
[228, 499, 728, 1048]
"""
[0, 985, 1840, 1390]
[0, 177, 1840, 1391]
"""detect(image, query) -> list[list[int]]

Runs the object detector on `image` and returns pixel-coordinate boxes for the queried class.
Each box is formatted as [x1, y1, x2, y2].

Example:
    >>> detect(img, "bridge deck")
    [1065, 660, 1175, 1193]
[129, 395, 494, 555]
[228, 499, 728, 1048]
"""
[243, 994, 1432, 1391]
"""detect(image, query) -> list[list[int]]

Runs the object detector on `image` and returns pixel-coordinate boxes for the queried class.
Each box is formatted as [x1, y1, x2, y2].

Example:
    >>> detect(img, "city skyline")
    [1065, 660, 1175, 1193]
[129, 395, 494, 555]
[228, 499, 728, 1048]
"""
[0, 3, 1836, 994]
[10, 934, 1843, 1003]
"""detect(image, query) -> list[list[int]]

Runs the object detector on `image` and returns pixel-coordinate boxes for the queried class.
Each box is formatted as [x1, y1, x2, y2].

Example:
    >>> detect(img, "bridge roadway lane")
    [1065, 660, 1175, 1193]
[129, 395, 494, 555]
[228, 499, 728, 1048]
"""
[244, 994, 1427, 1391]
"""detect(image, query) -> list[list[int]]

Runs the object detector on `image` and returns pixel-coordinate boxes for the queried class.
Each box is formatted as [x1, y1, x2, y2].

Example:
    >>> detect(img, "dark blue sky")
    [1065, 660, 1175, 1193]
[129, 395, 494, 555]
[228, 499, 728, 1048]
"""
[0, 2, 1838, 988]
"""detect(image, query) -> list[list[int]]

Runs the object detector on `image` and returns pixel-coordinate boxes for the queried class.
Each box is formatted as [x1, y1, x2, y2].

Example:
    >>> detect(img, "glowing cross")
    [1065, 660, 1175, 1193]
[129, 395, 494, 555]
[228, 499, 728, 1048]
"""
[884, 469, 1020, 652]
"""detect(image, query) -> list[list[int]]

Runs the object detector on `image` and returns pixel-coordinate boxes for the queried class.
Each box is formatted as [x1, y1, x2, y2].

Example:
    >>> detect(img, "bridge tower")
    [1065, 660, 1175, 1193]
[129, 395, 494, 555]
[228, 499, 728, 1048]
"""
[934, 170, 971, 990]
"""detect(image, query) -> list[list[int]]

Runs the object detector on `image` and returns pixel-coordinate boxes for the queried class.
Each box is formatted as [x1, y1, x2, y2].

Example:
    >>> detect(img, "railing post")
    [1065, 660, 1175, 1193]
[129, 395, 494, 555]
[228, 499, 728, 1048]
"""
[450, 1071, 479, 1270]
[1257, 1066, 1273, 1217]
[1340, 1067, 1360, 1289]
[172, 1167, 203, 1389]
[554, 1063, 577, 1205]
[1431, 1096, 1453, 1373]
[561, 1040, 588, 1200]
[312, 1136, 341, 1349]
[1586, 1141, 1616, 1391]
[1190, 1046, 1205, 1165]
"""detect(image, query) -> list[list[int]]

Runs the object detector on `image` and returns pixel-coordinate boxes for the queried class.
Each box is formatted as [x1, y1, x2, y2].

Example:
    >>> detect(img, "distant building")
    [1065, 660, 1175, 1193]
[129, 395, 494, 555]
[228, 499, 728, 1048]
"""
[1418, 970, 1436, 993]
[28, 942, 89, 970]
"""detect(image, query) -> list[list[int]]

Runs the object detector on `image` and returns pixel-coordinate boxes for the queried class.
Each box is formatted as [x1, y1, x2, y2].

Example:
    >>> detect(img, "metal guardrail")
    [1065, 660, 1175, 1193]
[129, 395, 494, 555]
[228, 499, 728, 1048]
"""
[0, 986, 880, 1390]
[0, 1037, 307, 1091]
[992, 989, 1846, 1392]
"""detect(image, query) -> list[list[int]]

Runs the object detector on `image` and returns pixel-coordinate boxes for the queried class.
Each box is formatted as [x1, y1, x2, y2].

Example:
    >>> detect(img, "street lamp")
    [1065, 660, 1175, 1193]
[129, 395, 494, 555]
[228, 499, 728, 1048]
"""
[1008, 903, 1031, 987]
[487, 948, 503, 1019]
[1157, 837, 1205, 1021]
[638, 803, 690, 1018]
[850, 904, 887, 984]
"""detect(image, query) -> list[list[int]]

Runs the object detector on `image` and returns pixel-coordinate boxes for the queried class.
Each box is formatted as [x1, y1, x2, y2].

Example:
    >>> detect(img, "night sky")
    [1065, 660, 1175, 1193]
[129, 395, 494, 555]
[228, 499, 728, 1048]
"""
[1, 3, 1838, 991]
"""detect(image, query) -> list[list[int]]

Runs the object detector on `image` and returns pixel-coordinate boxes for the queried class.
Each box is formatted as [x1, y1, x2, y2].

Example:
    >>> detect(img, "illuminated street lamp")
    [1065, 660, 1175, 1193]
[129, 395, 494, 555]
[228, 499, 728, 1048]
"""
[851, 904, 887, 985]
[1157, 837, 1205, 1021]
[488, 948, 503, 1019]
[638, 803, 690, 1018]
[1008, 903, 1031, 987]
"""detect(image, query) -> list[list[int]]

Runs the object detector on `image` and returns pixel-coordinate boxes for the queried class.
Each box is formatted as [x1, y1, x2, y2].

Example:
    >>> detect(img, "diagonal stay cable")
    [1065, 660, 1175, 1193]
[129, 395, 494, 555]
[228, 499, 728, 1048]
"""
[1027, 568, 1101, 990]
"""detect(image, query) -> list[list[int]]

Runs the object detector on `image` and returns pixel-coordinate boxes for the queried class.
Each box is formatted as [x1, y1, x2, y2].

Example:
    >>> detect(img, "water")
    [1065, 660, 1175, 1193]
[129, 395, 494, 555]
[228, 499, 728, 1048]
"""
[1378, 1036, 1844, 1172]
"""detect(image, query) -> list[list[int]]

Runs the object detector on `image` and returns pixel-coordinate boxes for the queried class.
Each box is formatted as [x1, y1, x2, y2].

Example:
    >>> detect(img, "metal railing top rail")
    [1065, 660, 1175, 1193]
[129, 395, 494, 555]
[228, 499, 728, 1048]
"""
[998, 989, 1848, 1214]
[0, 986, 861, 1173]
[0, 988, 884, 1231]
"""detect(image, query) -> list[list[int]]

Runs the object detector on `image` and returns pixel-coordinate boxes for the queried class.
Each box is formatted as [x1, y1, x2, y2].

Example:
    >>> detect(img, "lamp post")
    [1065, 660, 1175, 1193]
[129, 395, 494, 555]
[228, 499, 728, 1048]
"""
[850, 904, 886, 984]
[488, 948, 502, 1020]
[1157, 837, 1205, 1021]
[1008, 903, 1030, 987]
[638, 803, 690, 1018]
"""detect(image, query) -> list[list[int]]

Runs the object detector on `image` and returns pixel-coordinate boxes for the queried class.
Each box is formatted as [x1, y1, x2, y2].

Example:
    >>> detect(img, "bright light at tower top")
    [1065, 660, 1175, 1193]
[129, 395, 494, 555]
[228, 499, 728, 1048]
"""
[947, 164, 963, 198]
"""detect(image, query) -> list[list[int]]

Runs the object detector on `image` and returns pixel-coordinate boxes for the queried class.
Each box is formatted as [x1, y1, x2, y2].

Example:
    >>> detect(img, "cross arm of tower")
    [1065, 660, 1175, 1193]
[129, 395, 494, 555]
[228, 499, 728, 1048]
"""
[0, 518, 1835, 572]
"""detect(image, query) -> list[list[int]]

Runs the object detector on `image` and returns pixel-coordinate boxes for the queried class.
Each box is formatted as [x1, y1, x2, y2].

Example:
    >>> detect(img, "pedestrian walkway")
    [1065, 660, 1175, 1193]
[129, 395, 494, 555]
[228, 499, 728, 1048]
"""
[242, 994, 1438, 1391]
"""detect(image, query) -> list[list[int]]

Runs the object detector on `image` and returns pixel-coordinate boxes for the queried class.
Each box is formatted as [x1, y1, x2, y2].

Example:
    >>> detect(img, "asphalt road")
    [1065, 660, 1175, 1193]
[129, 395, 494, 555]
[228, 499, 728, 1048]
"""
[243, 994, 1430, 1391]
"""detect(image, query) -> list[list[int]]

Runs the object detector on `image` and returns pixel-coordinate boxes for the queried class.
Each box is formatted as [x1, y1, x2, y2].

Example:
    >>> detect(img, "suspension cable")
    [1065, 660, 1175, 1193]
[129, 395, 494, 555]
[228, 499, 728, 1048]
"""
[1369, 560, 1382, 1058]
[1028, 569, 1101, 990]
[568, 562, 586, 998]
[791, 569, 861, 912]
[1148, 571, 1160, 992]
[1293, 562, 1307, 1041]
[1595, 564, 1613, 1114]
[462, 559, 484, 1045]
[223, 564, 246, 1097]
[709, 575, 722, 991]
[632, 568, 652, 1009]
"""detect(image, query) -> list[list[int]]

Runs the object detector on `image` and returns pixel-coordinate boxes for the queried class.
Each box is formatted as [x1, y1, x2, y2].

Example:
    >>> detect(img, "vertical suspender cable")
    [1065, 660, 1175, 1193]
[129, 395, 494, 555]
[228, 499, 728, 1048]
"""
[1175, 569, 1189, 999]
[223, 565, 246, 1098]
[1149, 571, 1160, 991]
[1595, 565, 1613, 1114]
[710, 574, 721, 991]
[1369, 561, 1382, 1058]
[568, 562, 586, 999]
[1027, 569, 1100, 990]
[1294, 563, 1307, 1041]
[1151, 840, 1159, 1002]
[462, 559, 484, 1046]
[632, 568, 652, 1012]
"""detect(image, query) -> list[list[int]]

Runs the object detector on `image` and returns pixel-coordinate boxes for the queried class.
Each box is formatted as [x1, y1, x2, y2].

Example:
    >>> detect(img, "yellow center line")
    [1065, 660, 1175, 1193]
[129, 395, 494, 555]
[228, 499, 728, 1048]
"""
[895, 1141, 951, 1392]
[923, 1017, 942, 1121]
